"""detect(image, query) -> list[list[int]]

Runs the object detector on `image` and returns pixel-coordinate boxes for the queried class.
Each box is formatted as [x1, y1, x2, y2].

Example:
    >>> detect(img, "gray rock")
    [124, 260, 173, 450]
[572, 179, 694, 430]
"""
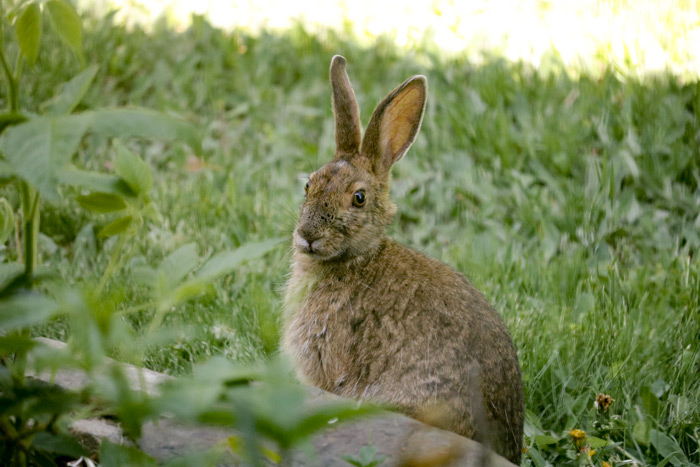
[31, 338, 517, 467]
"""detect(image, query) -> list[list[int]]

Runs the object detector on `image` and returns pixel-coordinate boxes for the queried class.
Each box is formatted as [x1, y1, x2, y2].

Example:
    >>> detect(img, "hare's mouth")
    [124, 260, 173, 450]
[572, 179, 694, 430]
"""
[292, 230, 341, 260]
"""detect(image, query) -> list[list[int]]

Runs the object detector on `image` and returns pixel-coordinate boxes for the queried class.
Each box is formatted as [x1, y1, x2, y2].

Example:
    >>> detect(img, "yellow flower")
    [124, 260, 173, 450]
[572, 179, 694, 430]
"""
[602, 462, 612, 467]
[569, 429, 586, 439]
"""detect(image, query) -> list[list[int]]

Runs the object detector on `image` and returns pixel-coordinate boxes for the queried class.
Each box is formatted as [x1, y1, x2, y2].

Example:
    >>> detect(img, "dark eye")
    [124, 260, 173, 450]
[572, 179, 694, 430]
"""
[352, 190, 366, 207]
[304, 181, 310, 194]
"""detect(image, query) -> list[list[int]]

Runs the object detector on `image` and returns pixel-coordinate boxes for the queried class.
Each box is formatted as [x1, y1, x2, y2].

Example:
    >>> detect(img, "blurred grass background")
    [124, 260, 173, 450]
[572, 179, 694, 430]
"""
[7, 0, 699, 465]
[77, 0, 700, 78]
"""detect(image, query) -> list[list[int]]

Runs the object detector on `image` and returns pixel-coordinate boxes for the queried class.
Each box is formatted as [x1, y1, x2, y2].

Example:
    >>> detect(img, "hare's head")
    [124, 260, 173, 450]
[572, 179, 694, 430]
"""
[293, 55, 427, 261]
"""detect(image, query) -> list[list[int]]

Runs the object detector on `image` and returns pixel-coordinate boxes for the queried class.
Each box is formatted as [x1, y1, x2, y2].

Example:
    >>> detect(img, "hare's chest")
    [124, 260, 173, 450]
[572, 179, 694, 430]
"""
[284, 281, 370, 392]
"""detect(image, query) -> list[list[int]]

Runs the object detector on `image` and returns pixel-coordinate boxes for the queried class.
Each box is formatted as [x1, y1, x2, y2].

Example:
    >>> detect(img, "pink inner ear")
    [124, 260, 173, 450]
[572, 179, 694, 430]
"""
[380, 86, 424, 163]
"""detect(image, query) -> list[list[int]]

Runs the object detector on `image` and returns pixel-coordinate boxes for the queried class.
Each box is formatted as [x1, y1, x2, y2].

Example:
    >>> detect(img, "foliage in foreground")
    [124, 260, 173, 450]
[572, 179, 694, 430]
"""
[0, 3, 374, 466]
[0, 6, 698, 467]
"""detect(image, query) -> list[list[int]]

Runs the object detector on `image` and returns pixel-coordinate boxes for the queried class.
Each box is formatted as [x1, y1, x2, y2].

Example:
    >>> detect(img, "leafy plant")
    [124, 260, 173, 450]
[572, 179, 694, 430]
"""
[342, 444, 386, 467]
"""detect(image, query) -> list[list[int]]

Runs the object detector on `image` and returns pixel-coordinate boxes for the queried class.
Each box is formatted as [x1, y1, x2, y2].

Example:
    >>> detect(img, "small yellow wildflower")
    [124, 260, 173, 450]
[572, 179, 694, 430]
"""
[522, 446, 528, 454]
[602, 462, 612, 467]
[570, 429, 587, 450]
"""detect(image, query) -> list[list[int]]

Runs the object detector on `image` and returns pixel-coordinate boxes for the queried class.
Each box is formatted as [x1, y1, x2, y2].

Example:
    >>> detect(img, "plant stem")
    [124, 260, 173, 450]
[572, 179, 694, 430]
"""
[20, 182, 39, 279]
[96, 232, 127, 296]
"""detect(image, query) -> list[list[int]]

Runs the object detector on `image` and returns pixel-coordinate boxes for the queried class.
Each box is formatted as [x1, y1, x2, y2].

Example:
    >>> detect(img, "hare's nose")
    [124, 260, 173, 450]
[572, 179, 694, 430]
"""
[295, 228, 321, 253]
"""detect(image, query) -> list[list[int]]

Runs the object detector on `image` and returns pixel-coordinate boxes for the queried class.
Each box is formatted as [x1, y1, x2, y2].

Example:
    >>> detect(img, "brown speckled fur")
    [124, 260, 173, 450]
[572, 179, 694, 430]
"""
[283, 56, 524, 464]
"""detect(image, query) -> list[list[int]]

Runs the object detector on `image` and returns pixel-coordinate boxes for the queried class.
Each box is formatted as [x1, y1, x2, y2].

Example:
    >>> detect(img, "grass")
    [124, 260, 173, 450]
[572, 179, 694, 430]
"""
[4, 12, 699, 466]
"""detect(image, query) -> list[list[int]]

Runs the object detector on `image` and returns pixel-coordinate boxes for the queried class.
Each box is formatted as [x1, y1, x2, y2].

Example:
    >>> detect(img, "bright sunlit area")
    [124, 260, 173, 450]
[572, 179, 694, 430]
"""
[79, 0, 700, 77]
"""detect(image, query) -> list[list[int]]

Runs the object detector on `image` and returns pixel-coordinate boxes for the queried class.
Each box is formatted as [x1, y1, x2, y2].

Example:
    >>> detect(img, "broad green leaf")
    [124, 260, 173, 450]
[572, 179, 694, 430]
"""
[651, 429, 688, 466]
[0, 114, 90, 200]
[640, 385, 660, 418]
[171, 280, 209, 304]
[0, 293, 60, 331]
[533, 434, 559, 447]
[76, 192, 127, 213]
[98, 215, 133, 237]
[342, 445, 385, 467]
[87, 108, 201, 153]
[587, 436, 609, 448]
[632, 420, 651, 446]
[16, 3, 41, 65]
[0, 112, 28, 134]
[160, 243, 199, 286]
[42, 64, 98, 115]
[99, 440, 158, 467]
[45, 0, 83, 61]
[526, 447, 546, 467]
[0, 263, 24, 292]
[0, 333, 36, 353]
[196, 237, 284, 281]
[32, 432, 87, 458]
[56, 166, 133, 196]
[0, 159, 13, 180]
[0, 197, 14, 244]
[262, 446, 282, 464]
[115, 144, 153, 195]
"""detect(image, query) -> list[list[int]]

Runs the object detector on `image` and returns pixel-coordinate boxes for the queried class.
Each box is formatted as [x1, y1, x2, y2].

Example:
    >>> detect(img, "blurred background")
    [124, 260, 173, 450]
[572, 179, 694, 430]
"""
[78, 0, 700, 78]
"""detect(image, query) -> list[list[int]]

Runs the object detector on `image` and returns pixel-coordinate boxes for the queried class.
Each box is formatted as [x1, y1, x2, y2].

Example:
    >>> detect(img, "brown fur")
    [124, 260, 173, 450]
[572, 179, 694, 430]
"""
[283, 55, 524, 464]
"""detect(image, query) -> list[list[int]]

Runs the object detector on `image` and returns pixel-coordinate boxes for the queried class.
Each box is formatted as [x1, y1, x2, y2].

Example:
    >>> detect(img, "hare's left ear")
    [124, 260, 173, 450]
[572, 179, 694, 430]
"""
[361, 76, 427, 176]
[330, 55, 362, 157]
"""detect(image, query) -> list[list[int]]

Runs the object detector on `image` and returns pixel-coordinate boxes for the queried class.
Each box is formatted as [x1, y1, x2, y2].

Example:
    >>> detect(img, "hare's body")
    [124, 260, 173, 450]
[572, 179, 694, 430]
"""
[283, 56, 524, 464]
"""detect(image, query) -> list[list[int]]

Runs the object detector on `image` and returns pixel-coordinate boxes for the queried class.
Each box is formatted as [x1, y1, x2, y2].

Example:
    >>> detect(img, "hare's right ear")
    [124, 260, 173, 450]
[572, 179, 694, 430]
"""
[361, 75, 427, 177]
[330, 55, 362, 157]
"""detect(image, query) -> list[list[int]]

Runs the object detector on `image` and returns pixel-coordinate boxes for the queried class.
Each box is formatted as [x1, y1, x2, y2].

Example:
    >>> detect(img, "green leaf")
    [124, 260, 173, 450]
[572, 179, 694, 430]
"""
[533, 434, 559, 447]
[16, 3, 42, 65]
[76, 192, 127, 213]
[633, 420, 651, 446]
[56, 166, 133, 196]
[99, 440, 158, 467]
[45, 0, 83, 62]
[0, 112, 28, 134]
[651, 429, 688, 466]
[160, 243, 199, 286]
[98, 215, 133, 237]
[342, 445, 386, 467]
[0, 114, 90, 200]
[32, 432, 87, 458]
[0, 293, 60, 331]
[0, 333, 36, 354]
[587, 436, 609, 448]
[87, 107, 201, 153]
[42, 64, 98, 115]
[0, 197, 14, 244]
[640, 385, 661, 418]
[262, 446, 282, 464]
[171, 280, 209, 304]
[114, 144, 153, 195]
[0, 262, 24, 292]
[196, 237, 284, 281]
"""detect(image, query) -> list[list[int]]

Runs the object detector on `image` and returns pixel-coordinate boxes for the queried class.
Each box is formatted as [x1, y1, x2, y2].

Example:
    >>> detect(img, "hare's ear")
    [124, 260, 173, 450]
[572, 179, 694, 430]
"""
[361, 75, 427, 176]
[330, 55, 362, 156]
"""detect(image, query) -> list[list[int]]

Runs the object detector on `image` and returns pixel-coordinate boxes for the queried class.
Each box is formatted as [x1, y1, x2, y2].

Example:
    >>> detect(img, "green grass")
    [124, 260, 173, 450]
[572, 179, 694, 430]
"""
[5, 13, 699, 466]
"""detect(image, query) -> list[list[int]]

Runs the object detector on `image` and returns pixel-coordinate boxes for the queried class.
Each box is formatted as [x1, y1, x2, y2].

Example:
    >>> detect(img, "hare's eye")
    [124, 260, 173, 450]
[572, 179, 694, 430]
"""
[304, 181, 310, 194]
[352, 190, 366, 207]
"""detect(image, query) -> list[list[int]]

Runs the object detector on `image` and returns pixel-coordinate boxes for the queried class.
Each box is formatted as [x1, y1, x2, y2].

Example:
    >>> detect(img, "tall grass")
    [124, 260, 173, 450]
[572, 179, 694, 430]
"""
[10, 12, 699, 466]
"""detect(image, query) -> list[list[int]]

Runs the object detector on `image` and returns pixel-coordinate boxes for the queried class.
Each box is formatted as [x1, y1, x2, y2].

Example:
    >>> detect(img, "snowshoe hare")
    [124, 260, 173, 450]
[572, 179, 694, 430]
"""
[283, 55, 524, 464]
